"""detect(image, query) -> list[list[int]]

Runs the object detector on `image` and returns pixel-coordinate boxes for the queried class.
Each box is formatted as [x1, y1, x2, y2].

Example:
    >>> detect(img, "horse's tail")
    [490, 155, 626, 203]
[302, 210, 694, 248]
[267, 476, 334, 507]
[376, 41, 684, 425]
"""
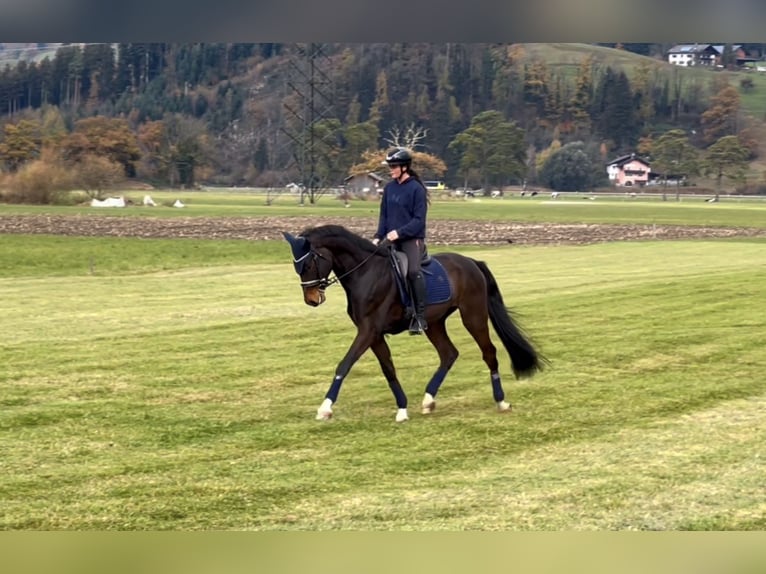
[474, 259, 545, 378]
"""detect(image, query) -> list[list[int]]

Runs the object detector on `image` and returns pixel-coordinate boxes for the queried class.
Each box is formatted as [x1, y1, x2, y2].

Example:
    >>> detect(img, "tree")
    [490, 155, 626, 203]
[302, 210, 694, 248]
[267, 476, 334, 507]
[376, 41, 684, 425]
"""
[448, 110, 525, 192]
[343, 121, 379, 170]
[651, 130, 699, 201]
[592, 68, 637, 151]
[384, 123, 429, 150]
[60, 116, 140, 177]
[539, 141, 596, 191]
[74, 153, 125, 199]
[162, 113, 213, 188]
[535, 138, 561, 181]
[565, 54, 595, 132]
[348, 149, 446, 180]
[633, 61, 657, 127]
[703, 135, 749, 200]
[701, 85, 740, 144]
[0, 119, 42, 172]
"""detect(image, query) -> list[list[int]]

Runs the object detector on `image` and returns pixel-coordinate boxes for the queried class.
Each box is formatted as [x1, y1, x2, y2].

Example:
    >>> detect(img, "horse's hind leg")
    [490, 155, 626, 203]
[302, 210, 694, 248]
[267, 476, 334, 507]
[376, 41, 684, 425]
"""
[421, 319, 459, 414]
[458, 305, 511, 412]
[370, 337, 409, 422]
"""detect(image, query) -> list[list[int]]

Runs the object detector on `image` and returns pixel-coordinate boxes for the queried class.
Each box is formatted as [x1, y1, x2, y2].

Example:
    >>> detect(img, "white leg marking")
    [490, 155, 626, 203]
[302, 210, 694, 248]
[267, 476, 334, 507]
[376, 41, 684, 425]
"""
[497, 400, 512, 412]
[421, 392, 436, 414]
[395, 408, 409, 423]
[316, 398, 333, 420]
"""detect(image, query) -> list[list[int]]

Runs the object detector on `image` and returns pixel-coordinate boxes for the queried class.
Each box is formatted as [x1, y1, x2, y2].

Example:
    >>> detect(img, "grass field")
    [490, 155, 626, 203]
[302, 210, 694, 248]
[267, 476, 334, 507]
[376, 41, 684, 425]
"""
[3, 189, 766, 229]
[1, 200, 765, 530]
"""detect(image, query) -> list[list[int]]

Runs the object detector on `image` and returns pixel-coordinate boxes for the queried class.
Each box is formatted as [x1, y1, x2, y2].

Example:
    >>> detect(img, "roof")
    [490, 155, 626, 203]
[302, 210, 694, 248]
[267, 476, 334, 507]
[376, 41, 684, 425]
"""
[711, 44, 743, 55]
[668, 44, 717, 54]
[343, 172, 385, 182]
[668, 44, 743, 56]
[606, 153, 650, 168]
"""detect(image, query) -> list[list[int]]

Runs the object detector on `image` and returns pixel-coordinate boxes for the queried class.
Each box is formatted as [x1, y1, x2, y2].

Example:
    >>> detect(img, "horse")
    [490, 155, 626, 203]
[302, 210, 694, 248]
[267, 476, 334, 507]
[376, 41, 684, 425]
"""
[283, 224, 545, 422]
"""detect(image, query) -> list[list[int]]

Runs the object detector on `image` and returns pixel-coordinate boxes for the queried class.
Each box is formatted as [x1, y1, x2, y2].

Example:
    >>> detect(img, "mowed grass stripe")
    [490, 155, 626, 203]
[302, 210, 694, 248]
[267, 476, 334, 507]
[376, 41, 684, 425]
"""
[1, 238, 764, 529]
[266, 394, 766, 530]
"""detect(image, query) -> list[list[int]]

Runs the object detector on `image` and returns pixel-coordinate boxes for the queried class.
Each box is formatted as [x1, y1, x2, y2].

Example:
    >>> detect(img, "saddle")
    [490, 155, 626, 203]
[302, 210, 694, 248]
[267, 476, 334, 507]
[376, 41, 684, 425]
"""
[387, 246, 451, 309]
[390, 246, 431, 280]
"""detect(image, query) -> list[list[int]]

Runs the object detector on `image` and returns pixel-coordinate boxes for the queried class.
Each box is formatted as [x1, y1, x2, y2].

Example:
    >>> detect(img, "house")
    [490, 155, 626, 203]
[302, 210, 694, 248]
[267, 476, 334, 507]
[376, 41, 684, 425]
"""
[343, 172, 384, 194]
[711, 44, 747, 62]
[606, 154, 651, 187]
[667, 44, 719, 67]
[668, 44, 751, 67]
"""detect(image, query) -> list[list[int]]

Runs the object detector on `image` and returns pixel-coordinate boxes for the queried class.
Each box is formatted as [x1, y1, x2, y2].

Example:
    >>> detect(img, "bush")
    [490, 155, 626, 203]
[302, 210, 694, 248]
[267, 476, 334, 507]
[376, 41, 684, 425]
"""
[0, 159, 74, 204]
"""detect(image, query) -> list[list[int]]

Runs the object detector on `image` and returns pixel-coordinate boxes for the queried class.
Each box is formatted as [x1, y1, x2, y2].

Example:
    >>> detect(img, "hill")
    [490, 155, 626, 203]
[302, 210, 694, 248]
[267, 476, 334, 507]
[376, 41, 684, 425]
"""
[0, 42, 762, 191]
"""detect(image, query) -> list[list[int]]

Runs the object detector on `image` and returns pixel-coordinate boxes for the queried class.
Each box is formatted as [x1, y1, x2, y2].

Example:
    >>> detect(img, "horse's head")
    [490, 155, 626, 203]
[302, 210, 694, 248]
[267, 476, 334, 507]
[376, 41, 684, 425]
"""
[283, 231, 333, 307]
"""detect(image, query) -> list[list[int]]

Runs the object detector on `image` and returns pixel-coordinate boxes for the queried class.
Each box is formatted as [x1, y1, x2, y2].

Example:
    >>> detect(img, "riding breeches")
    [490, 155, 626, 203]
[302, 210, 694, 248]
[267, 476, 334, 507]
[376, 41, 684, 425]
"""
[397, 238, 425, 281]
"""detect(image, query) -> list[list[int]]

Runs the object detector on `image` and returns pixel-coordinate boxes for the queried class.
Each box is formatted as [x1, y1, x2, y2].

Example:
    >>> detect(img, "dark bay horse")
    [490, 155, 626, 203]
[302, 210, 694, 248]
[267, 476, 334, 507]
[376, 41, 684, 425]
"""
[283, 224, 544, 422]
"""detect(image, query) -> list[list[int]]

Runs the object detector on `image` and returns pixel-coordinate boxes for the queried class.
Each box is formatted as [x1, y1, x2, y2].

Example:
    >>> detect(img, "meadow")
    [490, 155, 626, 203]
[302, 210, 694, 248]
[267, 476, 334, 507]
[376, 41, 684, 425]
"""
[1, 196, 765, 530]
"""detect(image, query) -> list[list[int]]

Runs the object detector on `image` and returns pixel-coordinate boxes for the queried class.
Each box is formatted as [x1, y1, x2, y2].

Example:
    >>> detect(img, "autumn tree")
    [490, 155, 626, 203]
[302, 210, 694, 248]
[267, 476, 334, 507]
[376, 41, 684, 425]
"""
[60, 117, 140, 177]
[74, 153, 125, 199]
[701, 85, 740, 144]
[348, 149, 447, 180]
[637, 135, 653, 156]
[703, 135, 749, 200]
[523, 60, 550, 118]
[0, 119, 42, 172]
[651, 129, 699, 200]
[448, 110, 526, 192]
[1, 148, 74, 204]
[535, 137, 562, 181]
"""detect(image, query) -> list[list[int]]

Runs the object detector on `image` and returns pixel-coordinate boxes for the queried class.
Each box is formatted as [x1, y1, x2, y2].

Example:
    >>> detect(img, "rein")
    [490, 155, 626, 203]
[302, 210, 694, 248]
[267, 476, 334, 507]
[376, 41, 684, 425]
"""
[301, 241, 388, 290]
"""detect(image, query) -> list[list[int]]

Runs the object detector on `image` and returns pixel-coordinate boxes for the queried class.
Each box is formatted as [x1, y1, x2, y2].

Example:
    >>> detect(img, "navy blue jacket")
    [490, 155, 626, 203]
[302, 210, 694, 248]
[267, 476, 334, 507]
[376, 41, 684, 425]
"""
[374, 177, 428, 241]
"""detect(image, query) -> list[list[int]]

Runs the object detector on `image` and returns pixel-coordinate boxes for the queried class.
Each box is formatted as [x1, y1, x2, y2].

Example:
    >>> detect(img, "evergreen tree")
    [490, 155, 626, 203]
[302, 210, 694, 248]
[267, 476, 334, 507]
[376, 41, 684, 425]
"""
[448, 110, 526, 191]
[539, 141, 596, 191]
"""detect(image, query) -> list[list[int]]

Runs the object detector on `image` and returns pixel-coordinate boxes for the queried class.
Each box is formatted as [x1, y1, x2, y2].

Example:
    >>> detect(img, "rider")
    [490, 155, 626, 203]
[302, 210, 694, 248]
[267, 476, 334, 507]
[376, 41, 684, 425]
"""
[372, 147, 429, 335]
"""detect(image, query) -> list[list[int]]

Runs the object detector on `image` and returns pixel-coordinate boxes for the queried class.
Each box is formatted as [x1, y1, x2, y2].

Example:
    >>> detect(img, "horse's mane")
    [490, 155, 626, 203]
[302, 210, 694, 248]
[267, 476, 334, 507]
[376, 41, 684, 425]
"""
[300, 224, 383, 256]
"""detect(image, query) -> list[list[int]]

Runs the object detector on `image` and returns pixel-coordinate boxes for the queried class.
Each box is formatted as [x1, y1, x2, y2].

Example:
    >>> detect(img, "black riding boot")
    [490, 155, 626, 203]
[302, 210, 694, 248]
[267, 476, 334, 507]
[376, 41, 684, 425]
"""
[409, 272, 428, 335]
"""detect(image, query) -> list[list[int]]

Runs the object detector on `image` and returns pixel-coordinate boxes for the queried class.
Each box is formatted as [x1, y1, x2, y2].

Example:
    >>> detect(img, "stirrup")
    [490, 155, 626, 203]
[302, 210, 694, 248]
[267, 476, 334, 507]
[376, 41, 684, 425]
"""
[409, 315, 427, 335]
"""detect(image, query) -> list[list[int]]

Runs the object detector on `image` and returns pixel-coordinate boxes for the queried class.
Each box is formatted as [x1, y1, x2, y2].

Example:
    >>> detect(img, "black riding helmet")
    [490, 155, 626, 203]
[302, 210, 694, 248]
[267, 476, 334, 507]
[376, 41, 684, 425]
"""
[383, 147, 412, 168]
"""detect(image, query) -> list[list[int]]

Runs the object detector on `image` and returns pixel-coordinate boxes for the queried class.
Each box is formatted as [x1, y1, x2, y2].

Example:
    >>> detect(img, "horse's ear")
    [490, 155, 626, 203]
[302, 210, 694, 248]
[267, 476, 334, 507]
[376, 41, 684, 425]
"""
[283, 231, 310, 265]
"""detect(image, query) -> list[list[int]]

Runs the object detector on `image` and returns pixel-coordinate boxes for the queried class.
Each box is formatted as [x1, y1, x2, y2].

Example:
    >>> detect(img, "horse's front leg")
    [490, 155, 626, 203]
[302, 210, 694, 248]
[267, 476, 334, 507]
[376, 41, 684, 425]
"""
[316, 328, 375, 421]
[370, 336, 409, 422]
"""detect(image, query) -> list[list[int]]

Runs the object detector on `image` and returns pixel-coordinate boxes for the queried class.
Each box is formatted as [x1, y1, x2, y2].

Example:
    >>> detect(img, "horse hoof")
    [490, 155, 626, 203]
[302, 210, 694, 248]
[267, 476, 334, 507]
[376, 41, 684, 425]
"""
[395, 408, 409, 423]
[421, 393, 436, 414]
[316, 410, 333, 421]
[497, 401, 512, 412]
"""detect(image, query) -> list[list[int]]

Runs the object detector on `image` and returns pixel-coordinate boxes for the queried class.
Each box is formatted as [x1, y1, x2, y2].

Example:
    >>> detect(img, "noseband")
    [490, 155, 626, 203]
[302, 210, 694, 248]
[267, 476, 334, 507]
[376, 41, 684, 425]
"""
[298, 250, 335, 289]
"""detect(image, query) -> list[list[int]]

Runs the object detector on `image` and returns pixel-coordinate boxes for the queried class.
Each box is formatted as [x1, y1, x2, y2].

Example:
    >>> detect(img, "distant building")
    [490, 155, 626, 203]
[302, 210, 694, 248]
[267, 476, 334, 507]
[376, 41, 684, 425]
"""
[606, 153, 651, 187]
[667, 44, 749, 67]
[343, 172, 384, 194]
[667, 44, 719, 67]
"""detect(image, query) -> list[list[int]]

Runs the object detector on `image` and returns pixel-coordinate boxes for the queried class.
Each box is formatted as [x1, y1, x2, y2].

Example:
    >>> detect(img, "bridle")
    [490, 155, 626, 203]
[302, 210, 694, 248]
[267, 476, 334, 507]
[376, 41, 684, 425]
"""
[297, 241, 387, 290]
